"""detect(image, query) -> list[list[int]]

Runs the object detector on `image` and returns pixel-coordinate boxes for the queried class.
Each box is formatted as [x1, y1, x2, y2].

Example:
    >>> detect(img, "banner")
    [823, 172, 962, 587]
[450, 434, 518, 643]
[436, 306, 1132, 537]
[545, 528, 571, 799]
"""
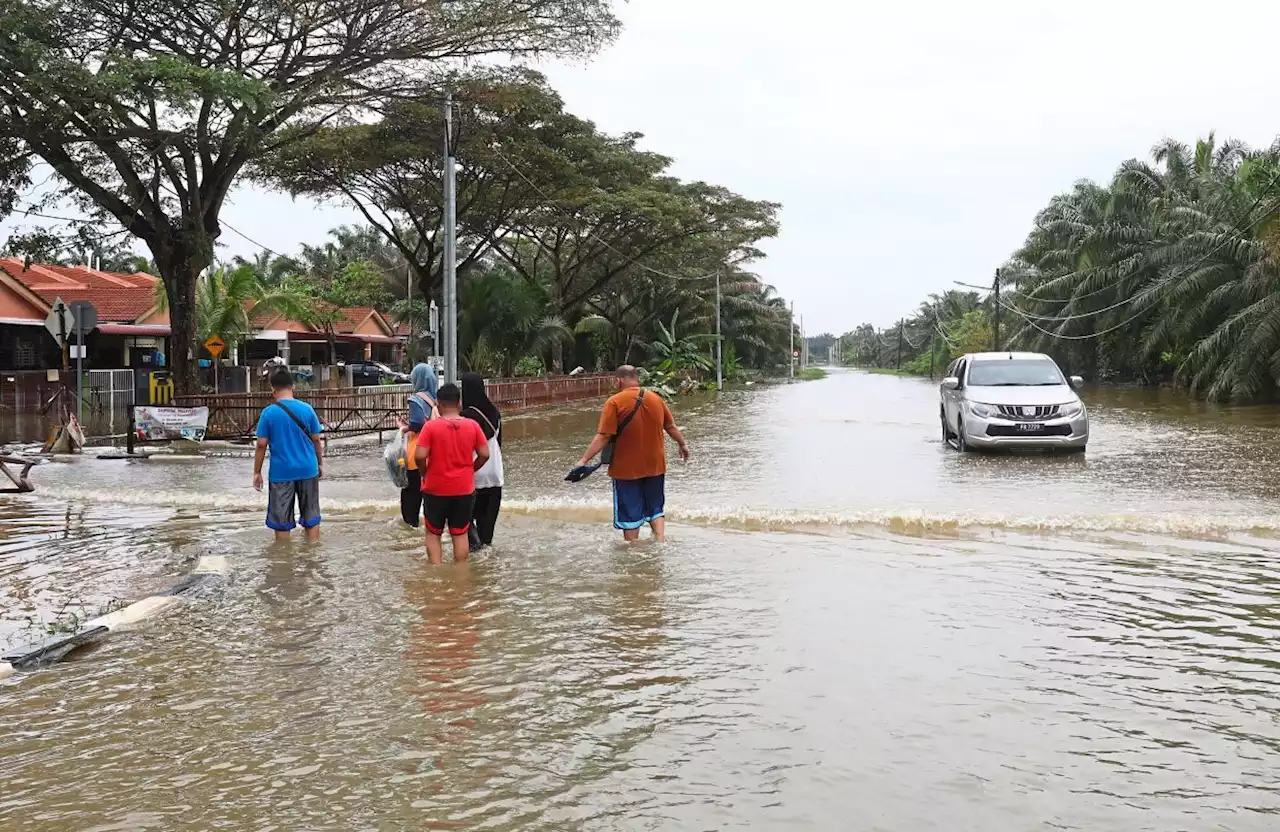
[134, 406, 209, 442]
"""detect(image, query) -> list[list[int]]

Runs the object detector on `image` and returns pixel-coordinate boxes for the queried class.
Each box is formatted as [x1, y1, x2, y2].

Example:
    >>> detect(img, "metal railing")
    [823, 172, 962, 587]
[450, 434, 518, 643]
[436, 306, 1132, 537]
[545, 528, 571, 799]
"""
[175, 374, 613, 439]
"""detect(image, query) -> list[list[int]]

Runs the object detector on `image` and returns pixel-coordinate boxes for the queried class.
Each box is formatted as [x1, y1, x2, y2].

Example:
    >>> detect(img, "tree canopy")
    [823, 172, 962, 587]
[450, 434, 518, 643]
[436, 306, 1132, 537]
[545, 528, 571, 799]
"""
[0, 0, 619, 391]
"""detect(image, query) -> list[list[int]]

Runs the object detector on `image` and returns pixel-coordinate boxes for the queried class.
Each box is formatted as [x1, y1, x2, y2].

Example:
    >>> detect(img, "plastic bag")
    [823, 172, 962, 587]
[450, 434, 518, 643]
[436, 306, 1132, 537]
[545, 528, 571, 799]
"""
[384, 430, 409, 489]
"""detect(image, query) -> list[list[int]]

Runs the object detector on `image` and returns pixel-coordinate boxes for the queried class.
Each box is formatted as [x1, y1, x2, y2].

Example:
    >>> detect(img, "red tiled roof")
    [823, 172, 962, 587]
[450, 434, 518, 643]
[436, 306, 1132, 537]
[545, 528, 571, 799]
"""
[0, 257, 160, 323]
[382, 312, 410, 337]
[334, 306, 377, 332]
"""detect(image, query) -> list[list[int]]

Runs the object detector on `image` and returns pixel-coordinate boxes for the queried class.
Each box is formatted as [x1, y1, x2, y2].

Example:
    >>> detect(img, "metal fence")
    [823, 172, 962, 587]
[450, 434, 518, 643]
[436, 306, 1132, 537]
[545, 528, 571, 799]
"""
[175, 374, 614, 440]
[484, 374, 614, 411]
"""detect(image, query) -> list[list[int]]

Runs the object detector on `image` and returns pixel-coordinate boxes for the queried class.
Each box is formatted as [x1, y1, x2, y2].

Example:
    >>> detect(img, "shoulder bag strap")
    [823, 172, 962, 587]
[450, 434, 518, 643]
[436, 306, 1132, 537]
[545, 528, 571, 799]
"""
[614, 389, 645, 438]
[271, 401, 318, 461]
[464, 406, 498, 436]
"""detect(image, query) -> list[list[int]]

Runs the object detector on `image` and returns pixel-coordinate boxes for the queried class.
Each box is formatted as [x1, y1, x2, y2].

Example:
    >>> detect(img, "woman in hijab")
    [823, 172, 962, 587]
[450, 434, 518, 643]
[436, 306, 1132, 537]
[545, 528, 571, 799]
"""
[399, 363, 439, 526]
[460, 371, 503, 549]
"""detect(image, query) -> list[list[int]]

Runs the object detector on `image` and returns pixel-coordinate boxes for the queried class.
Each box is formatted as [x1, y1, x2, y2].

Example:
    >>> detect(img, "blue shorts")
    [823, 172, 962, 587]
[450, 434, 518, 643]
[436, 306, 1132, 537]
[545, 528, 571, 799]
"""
[612, 475, 665, 530]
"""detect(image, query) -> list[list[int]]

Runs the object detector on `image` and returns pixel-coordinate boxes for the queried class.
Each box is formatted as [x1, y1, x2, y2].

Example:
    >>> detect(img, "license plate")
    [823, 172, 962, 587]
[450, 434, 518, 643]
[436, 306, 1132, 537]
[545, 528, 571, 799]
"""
[1017, 423, 1044, 432]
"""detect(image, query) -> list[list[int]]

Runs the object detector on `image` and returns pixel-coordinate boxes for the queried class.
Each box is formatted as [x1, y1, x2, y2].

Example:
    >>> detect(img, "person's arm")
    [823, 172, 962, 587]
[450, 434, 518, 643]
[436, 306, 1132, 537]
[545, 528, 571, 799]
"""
[662, 401, 690, 461]
[473, 423, 490, 471]
[253, 438, 268, 491]
[252, 411, 270, 490]
[578, 400, 616, 466]
[308, 408, 325, 478]
[577, 432, 610, 467]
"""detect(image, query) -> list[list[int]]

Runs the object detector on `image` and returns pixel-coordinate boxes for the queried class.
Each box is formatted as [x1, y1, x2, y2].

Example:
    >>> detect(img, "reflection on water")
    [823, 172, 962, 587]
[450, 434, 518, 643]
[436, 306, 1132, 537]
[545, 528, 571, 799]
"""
[2, 370, 1280, 829]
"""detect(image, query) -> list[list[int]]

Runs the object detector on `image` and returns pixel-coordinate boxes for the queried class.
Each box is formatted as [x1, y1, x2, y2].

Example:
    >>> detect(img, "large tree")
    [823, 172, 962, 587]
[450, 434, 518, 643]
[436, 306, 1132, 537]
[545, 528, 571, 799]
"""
[0, 0, 618, 392]
[259, 69, 586, 304]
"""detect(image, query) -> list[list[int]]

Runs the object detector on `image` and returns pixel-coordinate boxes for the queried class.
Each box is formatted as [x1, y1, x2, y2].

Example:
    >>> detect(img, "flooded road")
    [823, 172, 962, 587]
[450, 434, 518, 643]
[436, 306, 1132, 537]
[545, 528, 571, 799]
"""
[3, 369, 1280, 830]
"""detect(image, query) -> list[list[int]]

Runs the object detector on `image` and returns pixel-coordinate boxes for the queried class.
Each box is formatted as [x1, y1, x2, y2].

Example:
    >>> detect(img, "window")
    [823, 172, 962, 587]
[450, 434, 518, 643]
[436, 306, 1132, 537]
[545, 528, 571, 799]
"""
[968, 359, 1065, 387]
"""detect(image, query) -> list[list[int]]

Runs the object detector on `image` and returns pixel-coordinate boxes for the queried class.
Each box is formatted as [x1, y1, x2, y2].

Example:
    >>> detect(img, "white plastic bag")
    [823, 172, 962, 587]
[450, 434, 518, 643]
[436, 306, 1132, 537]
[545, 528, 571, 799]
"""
[384, 430, 409, 489]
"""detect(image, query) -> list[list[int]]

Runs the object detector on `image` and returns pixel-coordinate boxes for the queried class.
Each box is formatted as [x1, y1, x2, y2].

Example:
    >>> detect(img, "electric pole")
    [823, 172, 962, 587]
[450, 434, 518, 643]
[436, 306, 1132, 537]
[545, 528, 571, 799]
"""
[800, 314, 806, 369]
[929, 333, 937, 379]
[789, 301, 795, 379]
[993, 268, 1001, 352]
[443, 91, 458, 383]
[896, 319, 904, 370]
[715, 271, 723, 391]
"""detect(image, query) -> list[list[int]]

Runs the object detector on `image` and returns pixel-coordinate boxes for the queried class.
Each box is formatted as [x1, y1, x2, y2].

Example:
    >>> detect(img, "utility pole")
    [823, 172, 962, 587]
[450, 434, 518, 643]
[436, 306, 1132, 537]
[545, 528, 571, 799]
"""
[715, 271, 723, 391]
[929, 332, 937, 380]
[442, 91, 458, 383]
[896, 319, 904, 370]
[800, 314, 806, 369]
[405, 260, 413, 363]
[789, 301, 795, 379]
[993, 268, 1001, 351]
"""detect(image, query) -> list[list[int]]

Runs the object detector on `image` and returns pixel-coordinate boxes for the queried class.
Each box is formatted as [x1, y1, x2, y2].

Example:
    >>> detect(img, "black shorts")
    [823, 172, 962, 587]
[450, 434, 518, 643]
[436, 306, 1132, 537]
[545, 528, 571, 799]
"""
[423, 492, 476, 536]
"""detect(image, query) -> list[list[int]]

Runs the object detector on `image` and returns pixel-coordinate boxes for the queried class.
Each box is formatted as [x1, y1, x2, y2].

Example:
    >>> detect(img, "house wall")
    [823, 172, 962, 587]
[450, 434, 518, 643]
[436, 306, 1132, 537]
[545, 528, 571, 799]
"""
[0, 289, 45, 322]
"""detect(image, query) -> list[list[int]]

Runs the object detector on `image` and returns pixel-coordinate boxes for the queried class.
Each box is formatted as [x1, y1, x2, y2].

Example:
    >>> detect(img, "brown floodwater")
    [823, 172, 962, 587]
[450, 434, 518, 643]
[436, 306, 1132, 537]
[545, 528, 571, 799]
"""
[3, 369, 1280, 830]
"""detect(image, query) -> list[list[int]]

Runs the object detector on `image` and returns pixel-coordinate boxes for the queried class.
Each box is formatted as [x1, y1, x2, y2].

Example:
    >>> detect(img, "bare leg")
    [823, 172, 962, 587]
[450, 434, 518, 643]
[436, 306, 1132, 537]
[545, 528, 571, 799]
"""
[649, 517, 665, 541]
[304, 524, 320, 541]
[425, 531, 444, 565]
[451, 530, 471, 563]
[274, 530, 292, 542]
[622, 528, 641, 542]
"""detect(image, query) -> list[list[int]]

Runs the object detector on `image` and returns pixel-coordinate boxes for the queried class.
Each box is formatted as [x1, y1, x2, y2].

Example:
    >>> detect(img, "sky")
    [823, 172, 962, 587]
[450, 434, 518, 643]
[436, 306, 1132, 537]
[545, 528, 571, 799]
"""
[6, 0, 1280, 333]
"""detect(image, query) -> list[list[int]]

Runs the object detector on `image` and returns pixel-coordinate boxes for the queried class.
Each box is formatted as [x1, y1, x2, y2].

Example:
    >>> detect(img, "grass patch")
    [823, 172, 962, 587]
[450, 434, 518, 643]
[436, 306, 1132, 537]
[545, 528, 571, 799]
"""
[796, 367, 827, 381]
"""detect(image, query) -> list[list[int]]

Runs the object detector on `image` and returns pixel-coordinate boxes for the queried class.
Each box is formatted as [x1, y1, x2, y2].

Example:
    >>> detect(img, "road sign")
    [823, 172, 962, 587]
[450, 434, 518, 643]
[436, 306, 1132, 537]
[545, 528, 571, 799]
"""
[44, 298, 74, 346]
[69, 300, 98, 333]
[204, 335, 226, 358]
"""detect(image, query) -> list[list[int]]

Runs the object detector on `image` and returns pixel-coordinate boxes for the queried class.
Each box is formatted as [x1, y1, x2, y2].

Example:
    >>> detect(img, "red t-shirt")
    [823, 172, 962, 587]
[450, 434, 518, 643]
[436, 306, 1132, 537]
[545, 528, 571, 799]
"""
[418, 416, 488, 496]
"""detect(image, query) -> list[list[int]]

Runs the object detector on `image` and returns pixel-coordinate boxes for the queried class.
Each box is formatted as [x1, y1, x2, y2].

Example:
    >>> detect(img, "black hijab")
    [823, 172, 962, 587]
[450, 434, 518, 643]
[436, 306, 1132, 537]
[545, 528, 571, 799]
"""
[460, 371, 502, 444]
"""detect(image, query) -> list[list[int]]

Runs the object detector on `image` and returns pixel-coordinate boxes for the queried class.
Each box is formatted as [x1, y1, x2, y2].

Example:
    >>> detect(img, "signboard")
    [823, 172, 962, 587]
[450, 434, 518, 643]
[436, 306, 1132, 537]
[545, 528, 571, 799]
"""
[69, 300, 98, 333]
[134, 406, 208, 442]
[204, 335, 226, 357]
[44, 298, 74, 346]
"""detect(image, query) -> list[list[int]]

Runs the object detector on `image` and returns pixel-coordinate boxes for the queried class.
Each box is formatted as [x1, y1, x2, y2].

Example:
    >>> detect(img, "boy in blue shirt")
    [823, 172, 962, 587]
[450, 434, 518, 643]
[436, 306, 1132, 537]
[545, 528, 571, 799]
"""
[252, 368, 325, 539]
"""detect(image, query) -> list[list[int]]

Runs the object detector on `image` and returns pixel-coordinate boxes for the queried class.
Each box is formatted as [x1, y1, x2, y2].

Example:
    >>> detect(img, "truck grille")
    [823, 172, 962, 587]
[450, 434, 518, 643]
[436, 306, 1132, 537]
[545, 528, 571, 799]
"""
[986, 423, 1073, 437]
[996, 405, 1060, 420]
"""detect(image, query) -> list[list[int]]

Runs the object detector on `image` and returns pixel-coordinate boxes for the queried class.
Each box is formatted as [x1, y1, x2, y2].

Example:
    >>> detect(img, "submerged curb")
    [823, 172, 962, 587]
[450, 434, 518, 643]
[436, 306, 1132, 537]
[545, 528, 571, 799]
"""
[0, 555, 229, 681]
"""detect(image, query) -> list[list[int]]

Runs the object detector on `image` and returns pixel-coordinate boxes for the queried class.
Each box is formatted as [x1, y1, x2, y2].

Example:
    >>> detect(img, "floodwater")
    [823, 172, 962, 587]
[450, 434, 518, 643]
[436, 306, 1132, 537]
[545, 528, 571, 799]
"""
[3, 369, 1280, 830]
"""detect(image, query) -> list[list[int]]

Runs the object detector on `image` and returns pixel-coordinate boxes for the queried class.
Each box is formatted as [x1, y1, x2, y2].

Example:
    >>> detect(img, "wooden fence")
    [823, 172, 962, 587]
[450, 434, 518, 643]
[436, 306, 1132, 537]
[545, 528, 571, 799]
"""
[175, 373, 613, 440]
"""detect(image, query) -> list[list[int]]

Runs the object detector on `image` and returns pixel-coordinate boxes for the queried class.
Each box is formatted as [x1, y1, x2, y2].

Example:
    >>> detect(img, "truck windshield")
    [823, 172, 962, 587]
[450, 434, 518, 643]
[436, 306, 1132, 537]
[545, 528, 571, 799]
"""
[968, 359, 1064, 387]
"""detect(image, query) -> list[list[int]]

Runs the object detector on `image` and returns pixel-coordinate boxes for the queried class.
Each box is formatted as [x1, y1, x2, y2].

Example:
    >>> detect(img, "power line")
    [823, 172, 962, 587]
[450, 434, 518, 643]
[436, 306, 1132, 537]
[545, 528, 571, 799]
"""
[988, 165, 1280, 325]
[952, 190, 1280, 343]
[994, 189, 1280, 342]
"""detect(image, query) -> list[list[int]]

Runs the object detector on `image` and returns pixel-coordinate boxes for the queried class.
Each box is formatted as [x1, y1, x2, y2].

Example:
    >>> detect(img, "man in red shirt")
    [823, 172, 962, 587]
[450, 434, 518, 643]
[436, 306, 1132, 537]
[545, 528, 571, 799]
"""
[414, 383, 490, 564]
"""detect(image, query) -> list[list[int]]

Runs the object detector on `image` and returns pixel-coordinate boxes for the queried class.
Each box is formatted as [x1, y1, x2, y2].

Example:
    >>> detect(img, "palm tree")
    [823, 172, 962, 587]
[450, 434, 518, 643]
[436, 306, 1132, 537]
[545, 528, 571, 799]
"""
[158, 262, 313, 358]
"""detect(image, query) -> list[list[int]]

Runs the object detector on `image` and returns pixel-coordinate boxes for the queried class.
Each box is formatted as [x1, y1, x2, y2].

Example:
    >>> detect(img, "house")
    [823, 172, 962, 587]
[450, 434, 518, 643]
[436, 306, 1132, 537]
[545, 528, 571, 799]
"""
[0, 257, 171, 372]
[244, 304, 401, 367]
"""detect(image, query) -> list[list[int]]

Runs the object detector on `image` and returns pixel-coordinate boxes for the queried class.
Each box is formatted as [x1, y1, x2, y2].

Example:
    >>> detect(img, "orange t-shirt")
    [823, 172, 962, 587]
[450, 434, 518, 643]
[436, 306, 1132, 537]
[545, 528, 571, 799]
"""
[598, 388, 674, 480]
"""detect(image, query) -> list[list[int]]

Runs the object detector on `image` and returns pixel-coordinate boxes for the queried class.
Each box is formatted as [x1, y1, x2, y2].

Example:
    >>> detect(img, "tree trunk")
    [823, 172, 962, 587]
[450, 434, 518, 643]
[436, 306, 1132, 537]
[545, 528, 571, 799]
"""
[149, 230, 215, 396]
[153, 255, 204, 396]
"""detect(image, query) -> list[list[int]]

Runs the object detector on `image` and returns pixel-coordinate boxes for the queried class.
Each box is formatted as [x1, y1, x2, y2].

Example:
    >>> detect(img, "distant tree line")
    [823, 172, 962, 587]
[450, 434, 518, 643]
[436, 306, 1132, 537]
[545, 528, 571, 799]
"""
[839, 134, 1280, 400]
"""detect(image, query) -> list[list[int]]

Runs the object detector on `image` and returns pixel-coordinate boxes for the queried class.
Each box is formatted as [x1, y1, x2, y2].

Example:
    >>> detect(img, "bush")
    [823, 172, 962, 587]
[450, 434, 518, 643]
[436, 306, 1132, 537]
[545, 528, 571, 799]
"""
[513, 355, 545, 377]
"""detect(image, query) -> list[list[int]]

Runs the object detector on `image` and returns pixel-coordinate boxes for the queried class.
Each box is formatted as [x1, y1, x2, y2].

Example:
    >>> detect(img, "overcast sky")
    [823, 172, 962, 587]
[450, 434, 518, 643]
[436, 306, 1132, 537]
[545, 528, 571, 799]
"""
[7, 1, 1280, 333]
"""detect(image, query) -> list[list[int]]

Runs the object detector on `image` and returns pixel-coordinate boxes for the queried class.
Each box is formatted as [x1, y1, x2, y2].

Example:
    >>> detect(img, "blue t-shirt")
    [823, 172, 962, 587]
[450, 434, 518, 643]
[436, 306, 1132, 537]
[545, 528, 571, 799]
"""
[255, 399, 323, 483]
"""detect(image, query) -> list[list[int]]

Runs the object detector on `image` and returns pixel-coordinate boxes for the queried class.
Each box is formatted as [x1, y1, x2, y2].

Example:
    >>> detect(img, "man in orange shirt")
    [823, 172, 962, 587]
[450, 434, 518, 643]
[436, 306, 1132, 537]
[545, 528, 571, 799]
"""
[575, 365, 690, 541]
